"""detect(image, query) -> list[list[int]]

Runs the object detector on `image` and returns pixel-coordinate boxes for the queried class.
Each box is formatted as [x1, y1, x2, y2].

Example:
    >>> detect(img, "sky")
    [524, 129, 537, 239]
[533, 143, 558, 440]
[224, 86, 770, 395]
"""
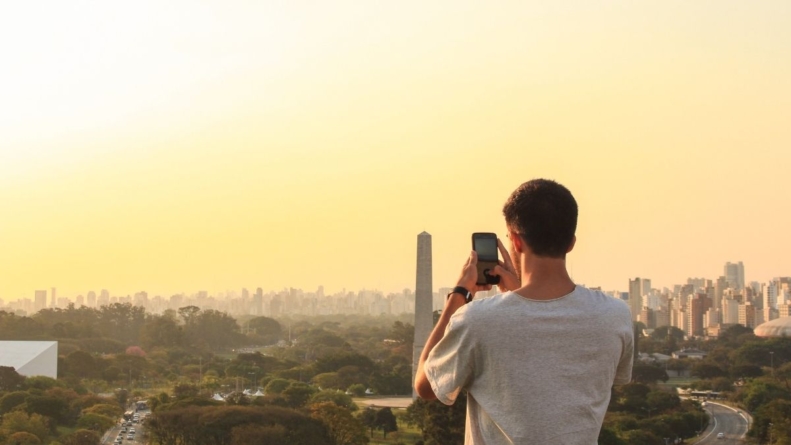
[1, 1, 790, 300]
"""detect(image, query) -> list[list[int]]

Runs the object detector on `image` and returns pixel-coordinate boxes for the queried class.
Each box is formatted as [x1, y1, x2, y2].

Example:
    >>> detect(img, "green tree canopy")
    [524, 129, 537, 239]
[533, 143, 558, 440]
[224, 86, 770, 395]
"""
[310, 402, 369, 445]
[0, 366, 25, 392]
[374, 407, 398, 439]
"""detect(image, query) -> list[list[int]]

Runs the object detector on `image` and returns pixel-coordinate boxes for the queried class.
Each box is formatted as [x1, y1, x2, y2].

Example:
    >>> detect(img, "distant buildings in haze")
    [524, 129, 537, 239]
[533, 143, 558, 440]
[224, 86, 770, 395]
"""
[625, 261, 791, 339]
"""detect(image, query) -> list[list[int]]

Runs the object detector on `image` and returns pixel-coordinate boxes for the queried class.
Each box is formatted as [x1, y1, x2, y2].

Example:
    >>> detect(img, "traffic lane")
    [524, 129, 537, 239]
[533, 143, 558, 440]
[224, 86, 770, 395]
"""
[103, 418, 146, 444]
[697, 402, 748, 445]
[101, 423, 122, 445]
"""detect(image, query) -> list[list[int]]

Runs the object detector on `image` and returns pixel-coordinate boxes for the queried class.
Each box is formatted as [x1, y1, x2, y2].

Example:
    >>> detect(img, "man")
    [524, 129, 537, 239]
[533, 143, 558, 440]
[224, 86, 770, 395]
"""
[414, 179, 633, 445]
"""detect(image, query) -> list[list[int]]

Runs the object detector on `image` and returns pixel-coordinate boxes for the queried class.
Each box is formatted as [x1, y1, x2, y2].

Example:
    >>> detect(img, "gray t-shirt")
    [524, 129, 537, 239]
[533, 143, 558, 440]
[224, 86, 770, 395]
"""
[424, 286, 634, 445]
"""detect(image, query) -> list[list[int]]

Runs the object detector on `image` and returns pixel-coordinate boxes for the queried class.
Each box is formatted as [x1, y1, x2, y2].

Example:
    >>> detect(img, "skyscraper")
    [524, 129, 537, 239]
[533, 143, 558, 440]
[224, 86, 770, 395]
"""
[50, 288, 56, 308]
[724, 261, 745, 291]
[34, 290, 47, 313]
[413, 232, 433, 399]
[628, 278, 644, 322]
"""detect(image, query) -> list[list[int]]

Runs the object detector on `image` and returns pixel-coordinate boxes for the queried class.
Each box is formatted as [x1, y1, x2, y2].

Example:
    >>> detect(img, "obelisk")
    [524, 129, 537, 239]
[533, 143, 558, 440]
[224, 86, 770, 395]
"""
[412, 231, 433, 399]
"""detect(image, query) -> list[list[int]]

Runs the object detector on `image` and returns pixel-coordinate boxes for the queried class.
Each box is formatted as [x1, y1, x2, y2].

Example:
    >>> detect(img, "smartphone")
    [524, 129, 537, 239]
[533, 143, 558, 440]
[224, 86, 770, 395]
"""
[472, 232, 500, 285]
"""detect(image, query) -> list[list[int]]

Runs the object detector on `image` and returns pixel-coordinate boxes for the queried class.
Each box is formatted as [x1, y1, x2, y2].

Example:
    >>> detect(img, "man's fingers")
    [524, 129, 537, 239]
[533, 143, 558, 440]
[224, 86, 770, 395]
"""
[490, 265, 503, 276]
[497, 238, 515, 270]
[468, 250, 478, 266]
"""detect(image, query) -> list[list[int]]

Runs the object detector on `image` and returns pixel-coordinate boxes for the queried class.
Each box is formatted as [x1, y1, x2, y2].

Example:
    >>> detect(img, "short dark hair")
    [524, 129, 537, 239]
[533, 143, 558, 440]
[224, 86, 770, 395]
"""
[502, 179, 577, 258]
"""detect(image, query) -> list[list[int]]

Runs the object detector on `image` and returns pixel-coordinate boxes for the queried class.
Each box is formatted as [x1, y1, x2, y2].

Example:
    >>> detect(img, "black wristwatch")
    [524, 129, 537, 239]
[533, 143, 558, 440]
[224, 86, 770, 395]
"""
[447, 286, 473, 304]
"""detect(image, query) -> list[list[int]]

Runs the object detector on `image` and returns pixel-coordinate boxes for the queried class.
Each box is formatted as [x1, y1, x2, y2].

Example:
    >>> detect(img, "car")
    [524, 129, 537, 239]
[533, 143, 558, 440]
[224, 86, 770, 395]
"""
[130, 428, 136, 434]
[127, 434, 134, 440]
[717, 432, 724, 439]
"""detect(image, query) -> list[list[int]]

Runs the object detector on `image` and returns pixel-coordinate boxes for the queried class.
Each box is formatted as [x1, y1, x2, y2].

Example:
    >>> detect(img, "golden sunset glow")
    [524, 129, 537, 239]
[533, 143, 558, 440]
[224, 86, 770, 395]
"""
[2, 1, 790, 299]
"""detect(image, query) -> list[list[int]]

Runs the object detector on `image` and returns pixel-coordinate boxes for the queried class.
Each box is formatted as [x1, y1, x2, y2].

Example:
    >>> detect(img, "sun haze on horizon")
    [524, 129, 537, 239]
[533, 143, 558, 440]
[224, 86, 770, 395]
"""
[1, 1, 790, 300]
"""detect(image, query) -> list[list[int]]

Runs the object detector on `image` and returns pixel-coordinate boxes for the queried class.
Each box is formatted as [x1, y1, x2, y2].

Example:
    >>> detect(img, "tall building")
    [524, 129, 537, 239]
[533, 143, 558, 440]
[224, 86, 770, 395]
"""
[628, 278, 647, 322]
[723, 298, 740, 324]
[724, 261, 745, 291]
[714, 276, 727, 313]
[34, 290, 47, 313]
[50, 288, 56, 308]
[413, 232, 433, 399]
[739, 302, 758, 328]
[253, 288, 263, 316]
[687, 294, 711, 337]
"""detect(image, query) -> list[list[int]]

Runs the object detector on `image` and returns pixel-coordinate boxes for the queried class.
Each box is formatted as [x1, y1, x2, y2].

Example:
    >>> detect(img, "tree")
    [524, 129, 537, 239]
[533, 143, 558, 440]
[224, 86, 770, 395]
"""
[691, 362, 726, 379]
[406, 391, 467, 445]
[5, 432, 42, 445]
[25, 394, 69, 425]
[646, 390, 680, 413]
[739, 379, 791, 412]
[264, 378, 292, 395]
[375, 407, 398, 439]
[310, 390, 358, 411]
[312, 372, 342, 390]
[776, 362, 791, 391]
[82, 403, 123, 419]
[632, 363, 669, 384]
[622, 429, 663, 445]
[247, 317, 282, 344]
[188, 309, 245, 351]
[61, 429, 100, 445]
[230, 424, 288, 445]
[177, 306, 201, 326]
[650, 326, 685, 342]
[76, 413, 115, 433]
[359, 407, 377, 438]
[598, 427, 627, 445]
[310, 402, 369, 445]
[63, 350, 98, 379]
[347, 383, 367, 397]
[140, 314, 184, 350]
[0, 411, 50, 442]
[0, 366, 25, 391]
[389, 321, 414, 348]
[173, 383, 200, 400]
[282, 382, 318, 408]
[731, 364, 764, 379]
[0, 391, 28, 415]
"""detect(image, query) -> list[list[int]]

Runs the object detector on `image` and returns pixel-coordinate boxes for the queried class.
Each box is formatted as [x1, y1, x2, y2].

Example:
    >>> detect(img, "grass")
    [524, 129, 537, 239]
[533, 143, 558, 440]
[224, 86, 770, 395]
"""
[364, 419, 423, 445]
[658, 376, 701, 388]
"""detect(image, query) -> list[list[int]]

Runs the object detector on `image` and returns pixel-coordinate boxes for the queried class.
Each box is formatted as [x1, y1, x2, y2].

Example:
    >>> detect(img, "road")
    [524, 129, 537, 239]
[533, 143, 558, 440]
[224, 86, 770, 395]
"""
[697, 402, 749, 444]
[101, 411, 149, 445]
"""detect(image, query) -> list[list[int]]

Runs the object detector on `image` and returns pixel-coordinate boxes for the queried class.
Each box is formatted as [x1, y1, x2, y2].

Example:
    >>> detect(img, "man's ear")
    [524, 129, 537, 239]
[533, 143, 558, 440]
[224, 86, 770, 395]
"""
[509, 229, 524, 253]
[567, 236, 576, 253]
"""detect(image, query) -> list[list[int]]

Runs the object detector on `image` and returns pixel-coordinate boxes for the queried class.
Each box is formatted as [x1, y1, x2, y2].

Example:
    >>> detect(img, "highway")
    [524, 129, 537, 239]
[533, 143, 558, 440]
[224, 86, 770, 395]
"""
[697, 402, 750, 444]
[101, 410, 149, 445]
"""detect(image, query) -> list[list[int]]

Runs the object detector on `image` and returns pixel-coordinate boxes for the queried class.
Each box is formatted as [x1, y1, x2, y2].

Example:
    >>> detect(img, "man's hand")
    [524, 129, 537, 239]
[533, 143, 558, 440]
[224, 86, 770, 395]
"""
[490, 238, 520, 292]
[455, 251, 492, 295]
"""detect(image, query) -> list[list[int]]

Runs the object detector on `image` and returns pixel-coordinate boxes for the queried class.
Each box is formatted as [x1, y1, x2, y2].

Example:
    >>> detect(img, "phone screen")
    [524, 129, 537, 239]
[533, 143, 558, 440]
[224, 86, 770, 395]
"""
[474, 237, 498, 262]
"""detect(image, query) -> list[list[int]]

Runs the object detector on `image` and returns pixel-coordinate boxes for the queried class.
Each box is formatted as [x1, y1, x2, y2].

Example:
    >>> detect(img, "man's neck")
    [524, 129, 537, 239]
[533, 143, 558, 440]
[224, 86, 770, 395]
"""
[515, 256, 576, 301]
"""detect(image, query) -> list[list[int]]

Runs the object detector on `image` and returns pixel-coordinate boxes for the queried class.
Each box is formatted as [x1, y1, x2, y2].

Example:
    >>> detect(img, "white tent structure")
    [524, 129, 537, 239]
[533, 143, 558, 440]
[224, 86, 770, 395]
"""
[0, 341, 58, 379]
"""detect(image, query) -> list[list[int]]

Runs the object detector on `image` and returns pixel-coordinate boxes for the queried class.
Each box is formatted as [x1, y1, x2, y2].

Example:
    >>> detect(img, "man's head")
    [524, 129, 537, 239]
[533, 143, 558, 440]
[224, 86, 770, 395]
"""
[502, 179, 578, 259]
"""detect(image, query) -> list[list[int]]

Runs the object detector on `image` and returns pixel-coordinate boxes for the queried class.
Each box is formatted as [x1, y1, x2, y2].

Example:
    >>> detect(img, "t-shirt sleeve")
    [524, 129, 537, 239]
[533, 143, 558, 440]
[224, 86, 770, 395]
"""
[423, 312, 475, 405]
[614, 323, 634, 385]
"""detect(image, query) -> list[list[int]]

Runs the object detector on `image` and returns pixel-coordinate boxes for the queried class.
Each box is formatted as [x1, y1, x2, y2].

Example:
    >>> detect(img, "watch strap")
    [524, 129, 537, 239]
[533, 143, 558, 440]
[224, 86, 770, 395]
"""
[448, 286, 473, 303]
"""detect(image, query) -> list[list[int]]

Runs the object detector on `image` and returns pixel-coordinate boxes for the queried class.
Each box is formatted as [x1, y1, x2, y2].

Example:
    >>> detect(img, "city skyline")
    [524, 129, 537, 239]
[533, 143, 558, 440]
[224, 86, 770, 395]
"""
[0, 258, 785, 304]
[2, 1, 791, 298]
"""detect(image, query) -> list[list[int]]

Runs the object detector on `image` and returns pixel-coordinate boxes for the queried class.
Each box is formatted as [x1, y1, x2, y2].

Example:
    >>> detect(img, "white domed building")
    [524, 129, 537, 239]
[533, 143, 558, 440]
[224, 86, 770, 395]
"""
[754, 316, 791, 338]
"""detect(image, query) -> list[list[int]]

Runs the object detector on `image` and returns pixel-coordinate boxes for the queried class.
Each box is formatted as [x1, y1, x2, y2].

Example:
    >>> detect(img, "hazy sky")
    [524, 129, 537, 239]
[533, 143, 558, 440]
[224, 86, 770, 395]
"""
[1, 1, 790, 300]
